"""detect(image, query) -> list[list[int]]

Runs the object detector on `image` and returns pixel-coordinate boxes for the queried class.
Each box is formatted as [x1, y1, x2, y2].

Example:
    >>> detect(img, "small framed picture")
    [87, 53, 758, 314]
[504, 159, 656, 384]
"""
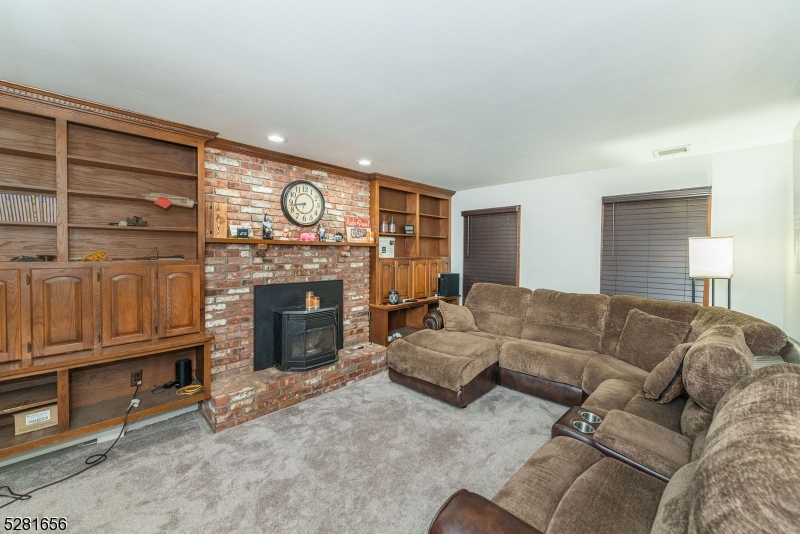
[404, 225, 414, 235]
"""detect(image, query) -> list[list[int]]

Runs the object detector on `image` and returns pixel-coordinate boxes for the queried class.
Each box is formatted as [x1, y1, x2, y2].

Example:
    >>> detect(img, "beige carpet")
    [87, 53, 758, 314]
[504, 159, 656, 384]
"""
[1, 372, 564, 533]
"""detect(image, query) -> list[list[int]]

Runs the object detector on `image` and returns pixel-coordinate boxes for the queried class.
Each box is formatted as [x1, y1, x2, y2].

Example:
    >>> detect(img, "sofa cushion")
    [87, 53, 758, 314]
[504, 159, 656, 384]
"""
[438, 300, 479, 332]
[714, 360, 800, 414]
[643, 343, 691, 403]
[650, 461, 697, 534]
[519, 289, 609, 352]
[691, 430, 707, 462]
[465, 331, 518, 344]
[602, 295, 699, 356]
[499, 339, 596, 389]
[547, 458, 666, 534]
[581, 378, 640, 418]
[386, 330, 499, 392]
[680, 398, 713, 440]
[688, 306, 788, 355]
[464, 283, 533, 338]
[624, 392, 685, 434]
[581, 353, 649, 395]
[492, 437, 604, 532]
[682, 325, 753, 412]
[615, 309, 691, 372]
[594, 410, 692, 478]
[691, 365, 800, 532]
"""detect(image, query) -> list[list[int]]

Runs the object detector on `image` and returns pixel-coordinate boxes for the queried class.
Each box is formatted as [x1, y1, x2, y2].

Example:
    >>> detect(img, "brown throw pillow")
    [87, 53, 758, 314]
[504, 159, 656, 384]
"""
[644, 343, 691, 403]
[439, 301, 479, 332]
[615, 309, 692, 372]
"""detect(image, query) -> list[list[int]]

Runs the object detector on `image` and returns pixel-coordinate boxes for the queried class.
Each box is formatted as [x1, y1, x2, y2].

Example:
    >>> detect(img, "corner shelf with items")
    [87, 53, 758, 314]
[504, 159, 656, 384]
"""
[0, 80, 217, 458]
[368, 174, 454, 346]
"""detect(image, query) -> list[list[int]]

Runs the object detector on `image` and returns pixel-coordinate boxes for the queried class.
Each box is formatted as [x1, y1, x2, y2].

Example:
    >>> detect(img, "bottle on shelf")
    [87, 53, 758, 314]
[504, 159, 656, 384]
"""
[388, 217, 396, 234]
[381, 217, 389, 233]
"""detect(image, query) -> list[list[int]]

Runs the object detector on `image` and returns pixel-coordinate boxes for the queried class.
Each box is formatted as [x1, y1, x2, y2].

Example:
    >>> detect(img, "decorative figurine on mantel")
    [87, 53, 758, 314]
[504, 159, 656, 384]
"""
[262, 214, 273, 239]
[317, 223, 326, 241]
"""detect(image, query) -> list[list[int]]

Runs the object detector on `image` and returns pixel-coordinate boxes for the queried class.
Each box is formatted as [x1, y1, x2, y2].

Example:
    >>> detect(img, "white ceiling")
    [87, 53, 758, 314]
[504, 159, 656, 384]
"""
[2, 1, 800, 190]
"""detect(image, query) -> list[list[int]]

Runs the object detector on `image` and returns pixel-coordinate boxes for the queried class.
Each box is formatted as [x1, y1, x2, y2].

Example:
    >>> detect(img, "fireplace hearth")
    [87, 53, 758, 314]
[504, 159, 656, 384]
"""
[275, 306, 339, 371]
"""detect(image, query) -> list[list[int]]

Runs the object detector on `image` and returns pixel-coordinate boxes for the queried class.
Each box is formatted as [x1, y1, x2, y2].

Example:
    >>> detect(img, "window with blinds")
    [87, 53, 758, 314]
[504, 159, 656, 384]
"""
[601, 187, 710, 304]
[462, 205, 520, 300]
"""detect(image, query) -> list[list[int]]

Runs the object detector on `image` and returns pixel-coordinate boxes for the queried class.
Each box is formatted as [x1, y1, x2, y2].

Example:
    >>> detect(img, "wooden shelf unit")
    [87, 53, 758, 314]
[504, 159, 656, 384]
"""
[369, 174, 454, 306]
[369, 296, 459, 347]
[0, 80, 217, 458]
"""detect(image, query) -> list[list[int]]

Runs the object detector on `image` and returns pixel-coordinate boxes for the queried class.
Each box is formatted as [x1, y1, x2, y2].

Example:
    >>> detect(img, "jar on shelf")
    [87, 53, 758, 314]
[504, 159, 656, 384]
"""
[388, 217, 396, 234]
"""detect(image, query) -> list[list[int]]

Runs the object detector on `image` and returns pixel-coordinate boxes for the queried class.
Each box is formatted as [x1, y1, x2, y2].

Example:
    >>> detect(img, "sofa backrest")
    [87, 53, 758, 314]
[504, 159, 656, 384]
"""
[652, 363, 800, 533]
[601, 295, 700, 356]
[520, 289, 610, 352]
[464, 283, 533, 338]
[688, 306, 788, 355]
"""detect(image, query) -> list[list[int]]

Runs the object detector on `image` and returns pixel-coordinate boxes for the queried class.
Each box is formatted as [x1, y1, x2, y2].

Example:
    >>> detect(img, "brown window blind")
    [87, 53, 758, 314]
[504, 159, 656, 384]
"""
[462, 206, 520, 300]
[601, 187, 710, 303]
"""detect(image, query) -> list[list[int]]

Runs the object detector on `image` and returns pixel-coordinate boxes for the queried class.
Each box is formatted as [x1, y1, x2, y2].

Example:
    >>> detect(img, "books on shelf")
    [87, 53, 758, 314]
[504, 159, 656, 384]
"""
[0, 193, 56, 223]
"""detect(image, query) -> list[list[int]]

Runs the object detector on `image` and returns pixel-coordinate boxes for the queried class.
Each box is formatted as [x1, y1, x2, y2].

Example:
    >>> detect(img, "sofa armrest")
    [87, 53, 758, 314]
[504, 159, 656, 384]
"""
[429, 489, 544, 534]
[594, 410, 692, 478]
[780, 336, 800, 364]
[424, 309, 444, 330]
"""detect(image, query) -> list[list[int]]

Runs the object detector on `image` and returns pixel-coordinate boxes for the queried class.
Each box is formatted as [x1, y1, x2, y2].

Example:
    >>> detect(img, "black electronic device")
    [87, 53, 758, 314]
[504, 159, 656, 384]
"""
[175, 358, 193, 388]
[438, 273, 460, 297]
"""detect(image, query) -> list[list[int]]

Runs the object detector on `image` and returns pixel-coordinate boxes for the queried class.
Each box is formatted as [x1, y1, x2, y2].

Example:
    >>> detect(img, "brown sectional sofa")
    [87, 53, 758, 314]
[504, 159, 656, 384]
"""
[430, 363, 800, 534]
[383, 282, 800, 533]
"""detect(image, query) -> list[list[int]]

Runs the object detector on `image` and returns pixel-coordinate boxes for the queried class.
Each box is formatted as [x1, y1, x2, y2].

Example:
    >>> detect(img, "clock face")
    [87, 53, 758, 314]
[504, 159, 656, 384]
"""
[281, 180, 325, 226]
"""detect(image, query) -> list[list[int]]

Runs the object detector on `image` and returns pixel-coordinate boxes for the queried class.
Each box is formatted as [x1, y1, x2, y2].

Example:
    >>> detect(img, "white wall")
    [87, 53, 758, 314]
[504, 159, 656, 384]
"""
[452, 144, 790, 328]
[785, 123, 800, 339]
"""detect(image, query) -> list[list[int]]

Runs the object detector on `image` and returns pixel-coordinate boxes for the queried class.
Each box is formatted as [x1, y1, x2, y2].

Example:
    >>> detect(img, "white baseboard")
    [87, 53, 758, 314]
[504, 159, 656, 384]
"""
[0, 404, 198, 468]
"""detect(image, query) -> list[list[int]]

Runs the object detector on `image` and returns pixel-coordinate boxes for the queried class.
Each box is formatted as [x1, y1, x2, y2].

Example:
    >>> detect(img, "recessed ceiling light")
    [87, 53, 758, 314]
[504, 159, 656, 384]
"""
[358, 159, 372, 166]
[267, 134, 286, 143]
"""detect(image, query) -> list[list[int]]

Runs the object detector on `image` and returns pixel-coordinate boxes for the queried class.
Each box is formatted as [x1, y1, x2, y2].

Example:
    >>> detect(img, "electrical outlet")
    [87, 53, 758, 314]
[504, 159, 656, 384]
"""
[131, 370, 142, 387]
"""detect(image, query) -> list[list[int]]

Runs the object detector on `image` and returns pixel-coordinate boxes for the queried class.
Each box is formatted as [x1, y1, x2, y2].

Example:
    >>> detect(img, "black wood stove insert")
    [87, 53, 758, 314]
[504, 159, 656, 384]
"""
[274, 306, 339, 371]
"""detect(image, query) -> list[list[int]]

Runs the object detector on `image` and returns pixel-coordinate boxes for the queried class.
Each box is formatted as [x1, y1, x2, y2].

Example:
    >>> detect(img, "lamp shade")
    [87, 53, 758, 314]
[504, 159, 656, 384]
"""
[689, 237, 733, 279]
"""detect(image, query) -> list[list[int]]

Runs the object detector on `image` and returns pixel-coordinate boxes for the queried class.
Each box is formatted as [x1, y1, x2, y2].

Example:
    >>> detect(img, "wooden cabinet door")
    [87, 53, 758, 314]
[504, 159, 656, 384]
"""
[158, 264, 201, 337]
[101, 264, 153, 347]
[428, 259, 441, 296]
[0, 270, 21, 362]
[411, 260, 428, 299]
[30, 267, 94, 357]
[395, 260, 412, 300]
[377, 260, 396, 304]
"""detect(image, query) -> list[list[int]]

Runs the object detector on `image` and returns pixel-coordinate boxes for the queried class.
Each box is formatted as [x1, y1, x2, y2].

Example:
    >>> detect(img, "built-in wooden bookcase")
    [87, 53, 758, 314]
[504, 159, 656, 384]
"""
[369, 174, 454, 345]
[0, 81, 217, 458]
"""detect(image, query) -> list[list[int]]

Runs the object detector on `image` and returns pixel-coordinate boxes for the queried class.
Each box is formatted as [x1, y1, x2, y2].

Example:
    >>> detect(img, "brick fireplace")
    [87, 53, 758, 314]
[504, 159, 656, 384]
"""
[200, 142, 386, 431]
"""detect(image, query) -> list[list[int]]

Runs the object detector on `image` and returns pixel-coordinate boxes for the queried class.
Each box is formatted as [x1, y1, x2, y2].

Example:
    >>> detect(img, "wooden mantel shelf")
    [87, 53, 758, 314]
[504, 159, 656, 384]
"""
[205, 237, 376, 247]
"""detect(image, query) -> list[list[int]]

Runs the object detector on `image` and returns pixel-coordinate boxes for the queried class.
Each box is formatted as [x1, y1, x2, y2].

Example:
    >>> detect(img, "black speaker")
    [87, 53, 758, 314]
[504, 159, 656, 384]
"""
[175, 358, 193, 388]
[437, 273, 460, 297]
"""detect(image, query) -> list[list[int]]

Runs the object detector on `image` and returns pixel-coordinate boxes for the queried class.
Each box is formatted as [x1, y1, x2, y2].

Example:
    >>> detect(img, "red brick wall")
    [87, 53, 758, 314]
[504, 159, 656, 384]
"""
[204, 147, 371, 379]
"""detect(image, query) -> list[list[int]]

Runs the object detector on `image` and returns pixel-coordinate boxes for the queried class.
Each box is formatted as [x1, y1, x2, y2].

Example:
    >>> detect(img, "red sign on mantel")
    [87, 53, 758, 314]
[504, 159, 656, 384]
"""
[345, 217, 370, 243]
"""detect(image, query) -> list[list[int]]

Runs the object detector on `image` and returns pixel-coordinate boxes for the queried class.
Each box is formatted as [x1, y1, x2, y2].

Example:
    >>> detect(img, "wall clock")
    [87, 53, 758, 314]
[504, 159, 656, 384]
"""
[281, 180, 325, 226]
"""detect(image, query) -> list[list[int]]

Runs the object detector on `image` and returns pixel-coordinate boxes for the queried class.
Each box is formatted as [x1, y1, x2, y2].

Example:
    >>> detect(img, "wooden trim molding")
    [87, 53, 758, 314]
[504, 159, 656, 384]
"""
[369, 173, 455, 198]
[0, 80, 218, 141]
[208, 137, 372, 181]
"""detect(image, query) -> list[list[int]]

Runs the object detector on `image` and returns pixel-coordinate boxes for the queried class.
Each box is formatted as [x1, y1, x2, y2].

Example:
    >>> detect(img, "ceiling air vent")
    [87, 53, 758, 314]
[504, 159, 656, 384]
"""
[653, 144, 691, 159]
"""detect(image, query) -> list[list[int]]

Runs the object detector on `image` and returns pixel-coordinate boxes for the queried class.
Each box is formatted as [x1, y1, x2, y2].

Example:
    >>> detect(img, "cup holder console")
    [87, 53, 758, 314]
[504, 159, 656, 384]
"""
[578, 410, 602, 424]
[571, 420, 596, 434]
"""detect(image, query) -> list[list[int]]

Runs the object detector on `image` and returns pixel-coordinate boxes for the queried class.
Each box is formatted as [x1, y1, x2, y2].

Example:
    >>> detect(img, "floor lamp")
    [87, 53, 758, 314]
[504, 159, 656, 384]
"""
[689, 237, 734, 309]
